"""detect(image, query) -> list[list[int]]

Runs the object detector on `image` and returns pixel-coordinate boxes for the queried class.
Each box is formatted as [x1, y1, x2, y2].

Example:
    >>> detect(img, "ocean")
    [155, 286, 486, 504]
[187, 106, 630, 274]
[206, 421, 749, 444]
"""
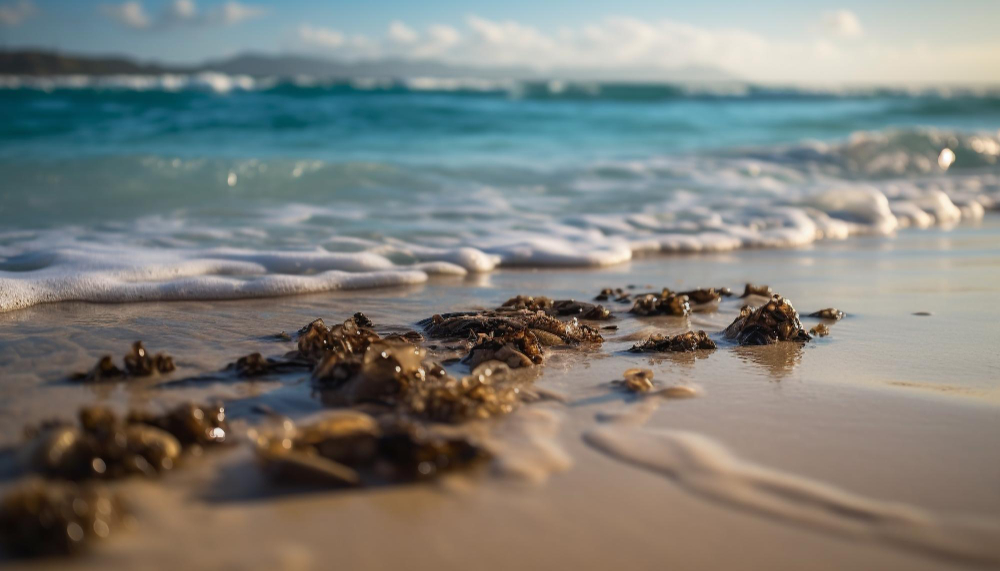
[1, 75, 998, 311]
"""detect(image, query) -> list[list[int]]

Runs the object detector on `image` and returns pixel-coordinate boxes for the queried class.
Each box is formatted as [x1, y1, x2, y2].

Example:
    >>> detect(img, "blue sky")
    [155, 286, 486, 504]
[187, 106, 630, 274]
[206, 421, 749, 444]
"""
[2, 0, 999, 83]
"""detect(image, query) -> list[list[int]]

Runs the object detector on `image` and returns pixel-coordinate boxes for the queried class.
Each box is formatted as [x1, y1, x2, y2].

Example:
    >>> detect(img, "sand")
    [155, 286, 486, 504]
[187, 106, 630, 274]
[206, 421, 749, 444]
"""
[0, 219, 998, 570]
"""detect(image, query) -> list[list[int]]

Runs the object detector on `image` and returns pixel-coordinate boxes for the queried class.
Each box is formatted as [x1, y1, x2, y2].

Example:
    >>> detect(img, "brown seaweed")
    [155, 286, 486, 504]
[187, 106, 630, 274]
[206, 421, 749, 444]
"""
[614, 368, 655, 393]
[292, 315, 381, 365]
[22, 406, 181, 481]
[808, 308, 845, 321]
[465, 329, 544, 369]
[630, 290, 691, 317]
[740, 283, 774, 298]
[595, 287, 633, 304]
[723, 295, 811, 346]
[403, 362, 524, 423]
[21, 402, 230, 481]
[0, 479, 127, 557]
[313, 340, 532, 424]
[677, 287, 733, 305]
[628, 330, 717, 353]
[127, 402, 231, 447]
[253, 412, 490, 487]
[810, 323, 831, 337]
[499, 295, 612, 320]
[225, 352, 308, 378]
[420, 309, 603, 346]
[71, 341, 175, 382]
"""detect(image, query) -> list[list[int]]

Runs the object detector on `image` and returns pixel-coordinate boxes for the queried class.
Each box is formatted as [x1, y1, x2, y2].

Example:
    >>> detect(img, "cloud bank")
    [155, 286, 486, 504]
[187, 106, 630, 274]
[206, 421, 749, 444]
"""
[101, 0, 264, 30]
[294, 12, 1000, 84]
[822, 10, 863, 39]
[0, 0, 35, 26]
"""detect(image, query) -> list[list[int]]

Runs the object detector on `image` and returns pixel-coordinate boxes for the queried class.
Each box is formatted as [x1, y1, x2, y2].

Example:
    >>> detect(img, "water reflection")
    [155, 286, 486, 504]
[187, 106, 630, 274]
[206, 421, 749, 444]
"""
[732, 342, 804, 378]
[639, 349, 714, 369]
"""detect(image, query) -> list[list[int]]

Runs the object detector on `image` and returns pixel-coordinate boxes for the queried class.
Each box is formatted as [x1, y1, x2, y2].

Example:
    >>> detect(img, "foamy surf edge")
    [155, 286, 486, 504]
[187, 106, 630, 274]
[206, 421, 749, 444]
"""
[1, 127, 997, 313]
[0, 262, 432, 313]
[0, 186, 990, 314]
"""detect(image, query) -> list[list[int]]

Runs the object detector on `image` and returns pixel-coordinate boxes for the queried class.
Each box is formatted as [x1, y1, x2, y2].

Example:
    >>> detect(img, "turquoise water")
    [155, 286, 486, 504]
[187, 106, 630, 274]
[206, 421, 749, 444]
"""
[2, 83, 1000, 164]
[0, 79, 998, 311]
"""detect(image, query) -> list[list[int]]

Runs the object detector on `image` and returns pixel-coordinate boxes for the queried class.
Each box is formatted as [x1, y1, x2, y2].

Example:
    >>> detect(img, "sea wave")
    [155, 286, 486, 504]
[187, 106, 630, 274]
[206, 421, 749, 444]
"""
[0, 127, 997, 312]
[3, 73, 1000, 102]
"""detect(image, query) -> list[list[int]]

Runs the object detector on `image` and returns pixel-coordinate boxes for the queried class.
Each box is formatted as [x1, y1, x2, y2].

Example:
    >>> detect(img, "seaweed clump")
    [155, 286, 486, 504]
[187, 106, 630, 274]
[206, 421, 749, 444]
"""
[808, 308, 845, 321]
[292, 313, 380, 366]
[225, 352, 308, 378]
[614, 368, 655, 393]
[499, 295, 612, 320]
[21, 403, 230, 481]
[403, 362, 524, 423]
[677, 287, 733, 305]
[628, 330, 717, 353]
[0, 479, 127, 557]
[810, 323, 831, 337]
[724, 296, 812, 346]
[595, 287, 633, 303]
[71, 341, 175, 382]
[127, 402, 231, 447]
[421, 309, 604, 347]
[465, 329, 543, 369]
[629, 290, 691, 317]
[740, 283, 773, 298]
[254, 411, 490, 487]
[314, 340, 530, 424]
[227, 353, 274, 377]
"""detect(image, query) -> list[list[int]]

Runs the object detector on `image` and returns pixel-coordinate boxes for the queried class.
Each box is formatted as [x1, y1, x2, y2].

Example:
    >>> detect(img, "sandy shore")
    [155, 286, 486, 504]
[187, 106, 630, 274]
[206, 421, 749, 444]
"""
[1, 220, 998, 570]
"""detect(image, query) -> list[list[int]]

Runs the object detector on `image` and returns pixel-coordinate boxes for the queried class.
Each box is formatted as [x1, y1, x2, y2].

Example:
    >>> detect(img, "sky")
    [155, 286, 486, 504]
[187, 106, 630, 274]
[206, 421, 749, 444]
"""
[1, 0, 999, 84]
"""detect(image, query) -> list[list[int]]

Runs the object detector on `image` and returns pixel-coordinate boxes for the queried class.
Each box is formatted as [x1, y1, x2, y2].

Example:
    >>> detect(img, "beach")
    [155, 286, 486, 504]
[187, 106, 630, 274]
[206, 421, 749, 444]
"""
[2, 66, 1000, 568]
[6, 0, 1000, 565]
[1, 217, 998, 570]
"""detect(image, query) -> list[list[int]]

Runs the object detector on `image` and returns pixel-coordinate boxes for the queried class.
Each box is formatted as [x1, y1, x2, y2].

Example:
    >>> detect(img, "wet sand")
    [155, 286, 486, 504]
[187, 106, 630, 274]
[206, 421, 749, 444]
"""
[1, 220, 999, 570]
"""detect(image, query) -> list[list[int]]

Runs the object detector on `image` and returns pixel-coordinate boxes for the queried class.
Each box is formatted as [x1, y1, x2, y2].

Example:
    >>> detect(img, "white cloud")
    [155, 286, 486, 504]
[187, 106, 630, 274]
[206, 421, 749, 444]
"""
[388, 20, 418, 44]
[102, 0, 264, 30]
[0, 0, 35, 26]
[101, 1, 151, 29]
[822, 10, 863, 39]
[166, 0, 196, 21]
[299, 15, 778, 73]
[215, 1, 265, 25]
[428, 24, 460, 47]
[295, 13, 1000, 83]
[299, 25, 345, 49]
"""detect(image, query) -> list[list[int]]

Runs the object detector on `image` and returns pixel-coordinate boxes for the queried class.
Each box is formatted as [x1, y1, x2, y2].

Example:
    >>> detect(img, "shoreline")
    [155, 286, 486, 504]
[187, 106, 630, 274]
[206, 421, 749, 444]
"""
[0, 213, 995, 315]
[1, 224, 998, 568]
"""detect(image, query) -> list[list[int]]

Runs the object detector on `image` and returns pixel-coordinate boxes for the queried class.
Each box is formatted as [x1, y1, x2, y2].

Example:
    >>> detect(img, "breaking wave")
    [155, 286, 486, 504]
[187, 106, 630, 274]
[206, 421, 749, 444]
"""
[4, 73, 1000, 102]
[0, 127, 997, 312]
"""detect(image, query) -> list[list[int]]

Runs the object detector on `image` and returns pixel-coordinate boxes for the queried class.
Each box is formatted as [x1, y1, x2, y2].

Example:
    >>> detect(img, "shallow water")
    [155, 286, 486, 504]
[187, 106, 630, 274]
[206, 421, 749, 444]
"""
[1, 80, 998, 312]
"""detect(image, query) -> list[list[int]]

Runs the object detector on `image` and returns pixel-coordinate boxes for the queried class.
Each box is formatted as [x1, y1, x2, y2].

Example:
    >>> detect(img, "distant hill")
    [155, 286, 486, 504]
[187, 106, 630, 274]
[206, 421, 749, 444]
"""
[0, 49, 739, 83]
[0, 50, 182, 75]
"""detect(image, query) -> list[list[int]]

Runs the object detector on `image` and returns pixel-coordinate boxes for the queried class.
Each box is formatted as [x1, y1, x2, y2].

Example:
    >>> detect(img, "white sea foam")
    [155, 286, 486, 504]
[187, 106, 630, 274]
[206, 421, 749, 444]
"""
[4, 74, 1000, 101]
[0, 72, 264, 93]
[0, 247, 437, 313]
[0, 128, 996, 312]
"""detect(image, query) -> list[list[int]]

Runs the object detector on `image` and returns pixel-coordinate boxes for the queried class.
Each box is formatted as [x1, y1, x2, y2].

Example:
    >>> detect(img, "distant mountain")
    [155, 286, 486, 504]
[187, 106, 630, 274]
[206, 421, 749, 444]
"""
[0, 50, 182, 75]
[0, 49, 739, 83]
